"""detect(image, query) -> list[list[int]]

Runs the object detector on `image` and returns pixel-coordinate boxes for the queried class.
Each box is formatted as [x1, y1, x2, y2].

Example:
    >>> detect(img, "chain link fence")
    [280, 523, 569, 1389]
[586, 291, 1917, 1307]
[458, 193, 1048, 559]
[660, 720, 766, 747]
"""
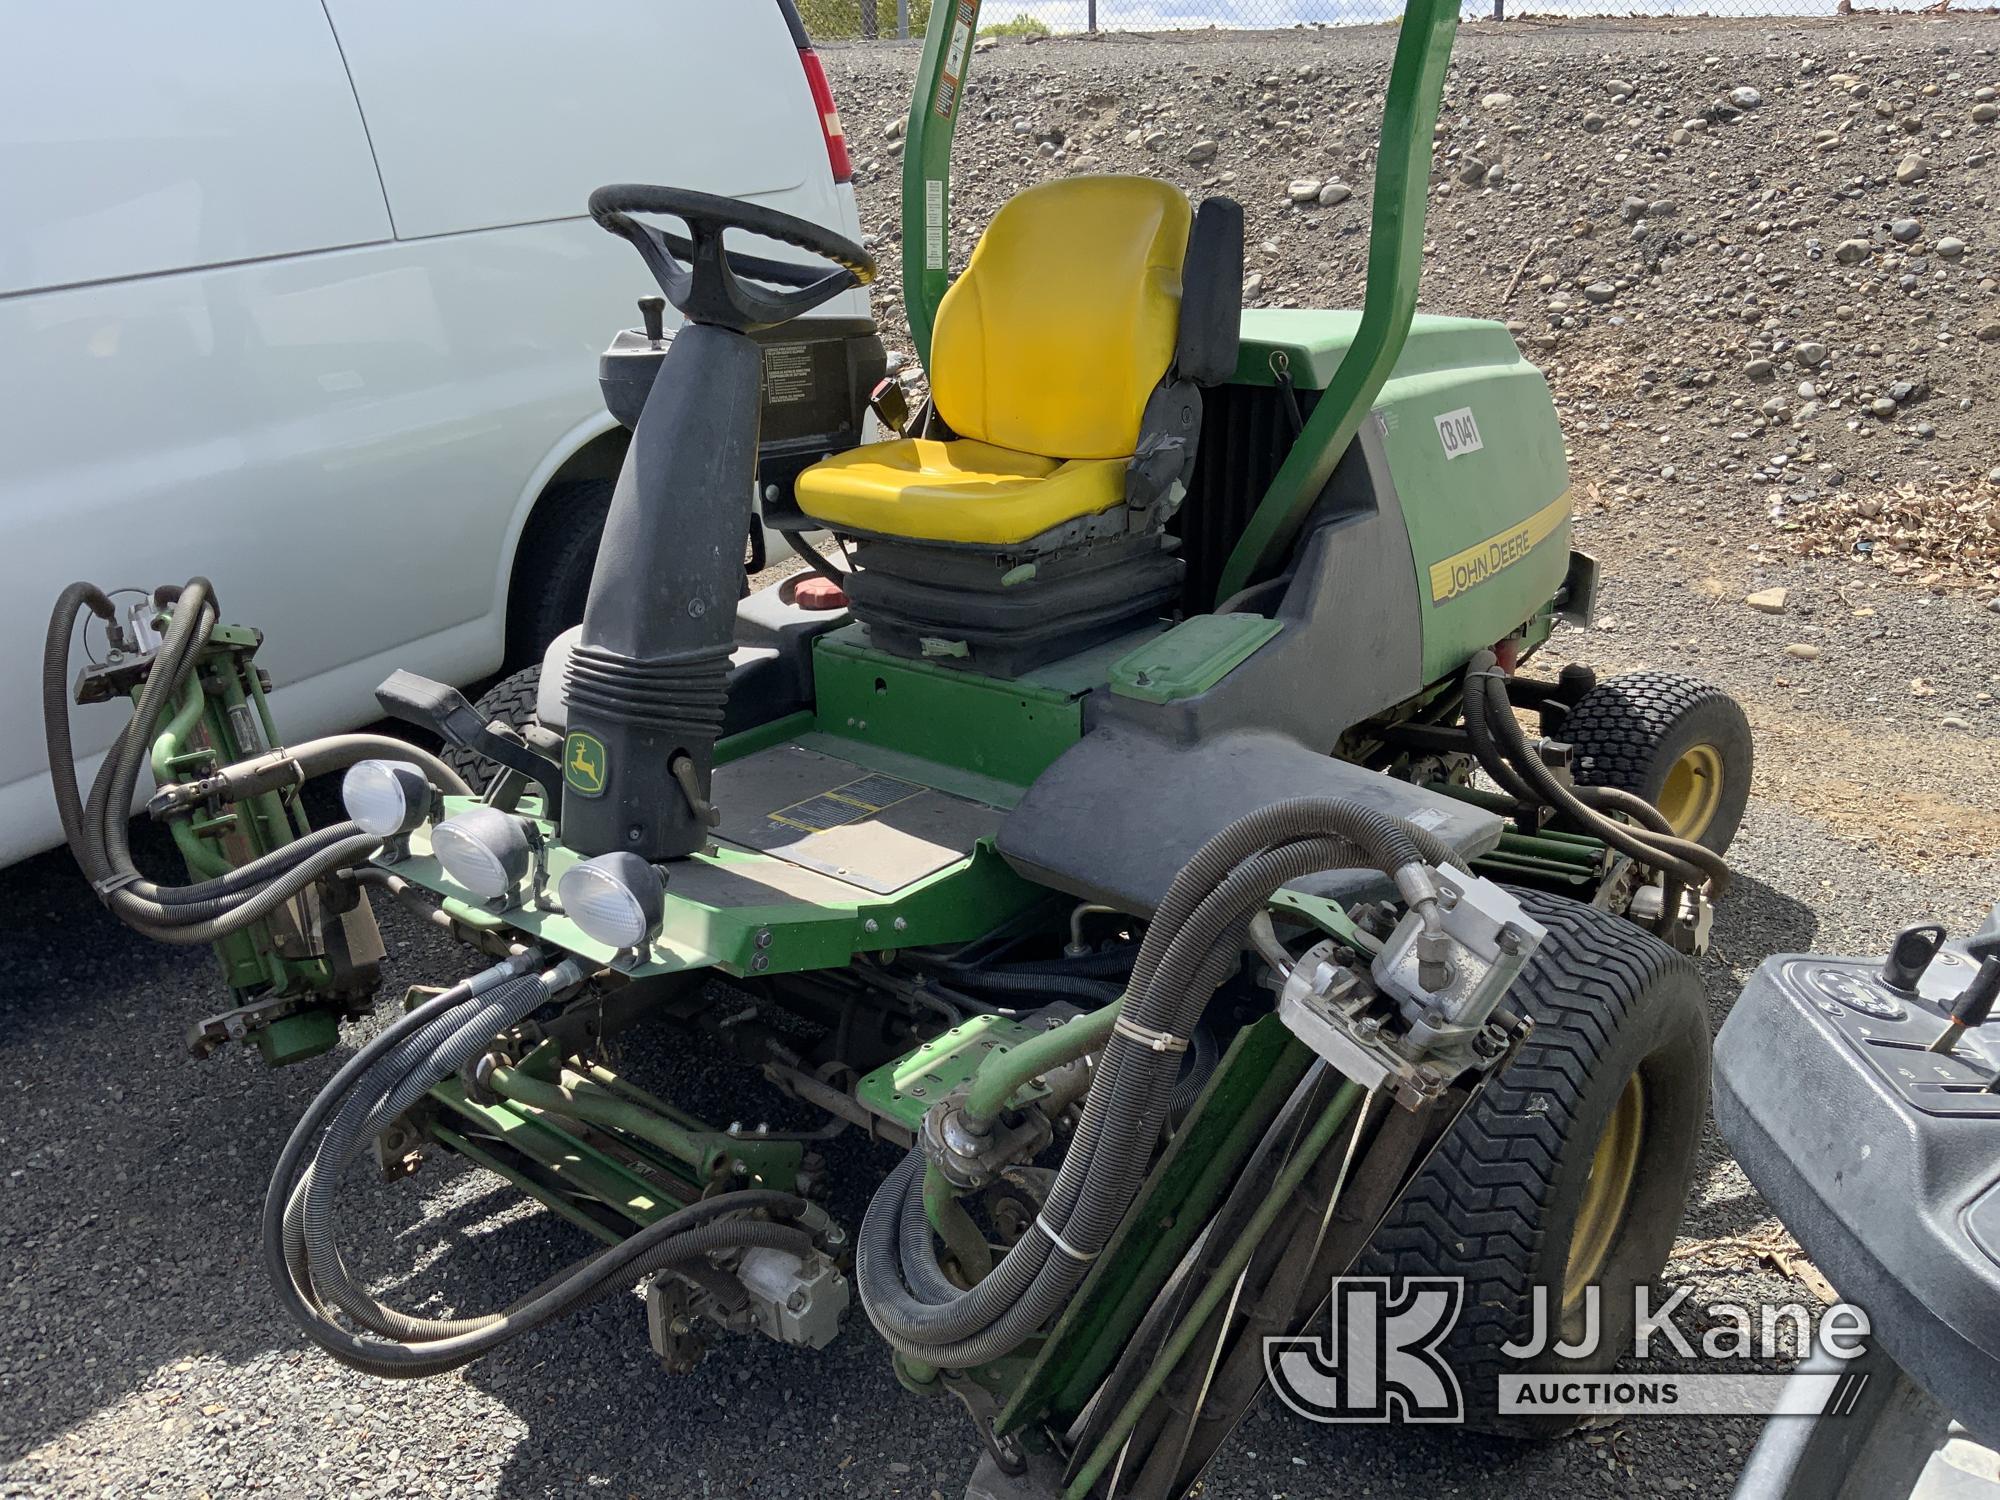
[804, 0, 1880, 40]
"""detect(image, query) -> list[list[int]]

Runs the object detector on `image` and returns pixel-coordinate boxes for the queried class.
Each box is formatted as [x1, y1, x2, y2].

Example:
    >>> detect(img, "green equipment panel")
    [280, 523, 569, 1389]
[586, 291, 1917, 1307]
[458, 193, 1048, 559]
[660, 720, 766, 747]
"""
[1232, 308, 1572, 685]
[377, 629, 1091, 980]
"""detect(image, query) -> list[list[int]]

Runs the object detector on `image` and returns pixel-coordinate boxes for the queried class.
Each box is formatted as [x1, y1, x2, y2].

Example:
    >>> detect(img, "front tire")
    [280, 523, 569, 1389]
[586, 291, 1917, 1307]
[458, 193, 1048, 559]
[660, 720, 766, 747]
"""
[1562, 670, 1752, 853]
[1356, 889, 1710, 1437]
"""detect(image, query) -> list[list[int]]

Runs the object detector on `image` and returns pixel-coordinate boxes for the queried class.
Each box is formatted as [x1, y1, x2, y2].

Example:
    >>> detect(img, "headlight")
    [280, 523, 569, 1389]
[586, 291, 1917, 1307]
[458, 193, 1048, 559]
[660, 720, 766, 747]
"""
[557, 851, 666, 950]
[340, 759, 433, 838]
[431, 806, 534, 901]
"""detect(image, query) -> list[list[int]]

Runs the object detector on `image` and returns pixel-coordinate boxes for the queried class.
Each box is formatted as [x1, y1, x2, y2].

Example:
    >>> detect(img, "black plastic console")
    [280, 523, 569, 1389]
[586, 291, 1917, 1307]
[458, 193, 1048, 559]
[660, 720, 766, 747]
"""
[1713, 904, 2000, 1451]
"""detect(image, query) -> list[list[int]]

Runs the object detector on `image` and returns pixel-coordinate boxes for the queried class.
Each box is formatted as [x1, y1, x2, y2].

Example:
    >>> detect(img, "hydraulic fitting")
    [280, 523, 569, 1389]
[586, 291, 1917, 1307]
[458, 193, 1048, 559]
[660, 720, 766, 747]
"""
[922, 1097, 1052, 1192]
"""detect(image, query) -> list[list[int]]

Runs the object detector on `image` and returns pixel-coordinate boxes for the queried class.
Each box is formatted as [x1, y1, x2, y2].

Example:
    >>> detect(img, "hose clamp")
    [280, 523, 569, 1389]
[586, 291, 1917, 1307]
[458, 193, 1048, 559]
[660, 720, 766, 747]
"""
[91, 871, 143, 897]
[1112, 1016, 1189, 1054]
[1036, 1214, 1099, 1263]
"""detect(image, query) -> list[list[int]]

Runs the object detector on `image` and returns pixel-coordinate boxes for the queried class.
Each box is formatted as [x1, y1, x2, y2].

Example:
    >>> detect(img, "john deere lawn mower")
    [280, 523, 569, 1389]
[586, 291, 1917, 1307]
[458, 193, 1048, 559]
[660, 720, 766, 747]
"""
[42, 0, 1753, 1492]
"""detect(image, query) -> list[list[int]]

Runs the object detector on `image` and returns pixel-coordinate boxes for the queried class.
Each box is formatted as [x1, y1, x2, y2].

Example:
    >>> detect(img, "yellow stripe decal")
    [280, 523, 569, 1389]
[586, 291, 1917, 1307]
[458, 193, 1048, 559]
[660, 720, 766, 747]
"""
[1428, 490, 1572, 605]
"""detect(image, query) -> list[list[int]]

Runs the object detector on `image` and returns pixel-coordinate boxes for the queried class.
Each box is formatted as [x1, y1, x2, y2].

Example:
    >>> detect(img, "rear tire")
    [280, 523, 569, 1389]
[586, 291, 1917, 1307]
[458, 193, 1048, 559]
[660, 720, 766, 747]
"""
[1356, 889, 1710, 1437]
[441, 664, 542, 794]
[507, 478, 613, 667]
[1562, 670, 1752, 854]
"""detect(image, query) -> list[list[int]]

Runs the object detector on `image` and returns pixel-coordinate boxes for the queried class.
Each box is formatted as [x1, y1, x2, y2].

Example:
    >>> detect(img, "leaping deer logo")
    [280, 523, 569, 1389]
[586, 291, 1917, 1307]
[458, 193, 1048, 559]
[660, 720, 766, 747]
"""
[565, 733, 607, 796]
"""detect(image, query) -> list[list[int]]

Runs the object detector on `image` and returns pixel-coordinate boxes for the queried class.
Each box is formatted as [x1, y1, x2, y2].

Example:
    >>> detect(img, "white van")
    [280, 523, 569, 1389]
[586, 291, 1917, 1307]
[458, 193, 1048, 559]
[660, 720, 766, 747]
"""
[2, 0, 881, 866]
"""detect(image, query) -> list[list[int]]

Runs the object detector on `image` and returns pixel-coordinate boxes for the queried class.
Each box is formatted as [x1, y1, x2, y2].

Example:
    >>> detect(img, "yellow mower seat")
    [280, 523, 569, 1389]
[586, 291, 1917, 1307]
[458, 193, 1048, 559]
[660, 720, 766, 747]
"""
[795, 175, 1195, 547]
[790, 438, 1126, 547]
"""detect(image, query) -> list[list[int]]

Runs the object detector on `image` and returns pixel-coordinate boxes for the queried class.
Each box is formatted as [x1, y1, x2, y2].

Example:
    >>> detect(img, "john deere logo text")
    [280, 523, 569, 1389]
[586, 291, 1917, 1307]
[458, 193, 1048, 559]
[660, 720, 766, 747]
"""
[565, 733, 607, 798]
[1428, 491, 1570, 604]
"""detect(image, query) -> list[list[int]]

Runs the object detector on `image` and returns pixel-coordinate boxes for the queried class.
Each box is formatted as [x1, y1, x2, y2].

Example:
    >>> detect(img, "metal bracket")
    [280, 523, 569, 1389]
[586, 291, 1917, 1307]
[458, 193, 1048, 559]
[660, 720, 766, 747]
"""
[644, 1276, 708, 1374]
[943, 1368, 1029, 1479]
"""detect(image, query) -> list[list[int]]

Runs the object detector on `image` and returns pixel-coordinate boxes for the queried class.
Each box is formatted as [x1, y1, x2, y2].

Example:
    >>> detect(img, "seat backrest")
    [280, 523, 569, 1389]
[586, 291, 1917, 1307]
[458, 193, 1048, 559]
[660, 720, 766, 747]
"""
[929, 176, 1191, 462]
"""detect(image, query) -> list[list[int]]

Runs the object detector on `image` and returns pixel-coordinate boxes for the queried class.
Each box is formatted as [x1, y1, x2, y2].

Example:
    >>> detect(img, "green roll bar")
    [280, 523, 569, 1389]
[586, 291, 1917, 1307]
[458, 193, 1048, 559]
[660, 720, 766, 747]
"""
[901, 0, 984, 363]
[898, 0, 1462, 596]
[1215, 0, 1462, 600]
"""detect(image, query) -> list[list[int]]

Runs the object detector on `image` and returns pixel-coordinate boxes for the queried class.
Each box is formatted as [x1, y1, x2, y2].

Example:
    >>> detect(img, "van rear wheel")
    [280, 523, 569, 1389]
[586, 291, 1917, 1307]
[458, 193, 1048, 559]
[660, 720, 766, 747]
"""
[507, 478, 613, 667]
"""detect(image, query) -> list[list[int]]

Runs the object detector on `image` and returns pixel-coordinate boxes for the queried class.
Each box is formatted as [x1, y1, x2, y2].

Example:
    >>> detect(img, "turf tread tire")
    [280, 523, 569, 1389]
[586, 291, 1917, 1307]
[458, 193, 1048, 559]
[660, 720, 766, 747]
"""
[1561, 669, 1752, 853]
[507, 479, 613, 668]
[1356, 888, 1710, 1437]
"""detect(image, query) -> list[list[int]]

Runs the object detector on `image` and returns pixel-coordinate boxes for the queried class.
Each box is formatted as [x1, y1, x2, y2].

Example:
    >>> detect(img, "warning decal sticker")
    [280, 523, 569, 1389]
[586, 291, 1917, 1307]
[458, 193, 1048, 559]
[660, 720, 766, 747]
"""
[767, 773, 923, 834]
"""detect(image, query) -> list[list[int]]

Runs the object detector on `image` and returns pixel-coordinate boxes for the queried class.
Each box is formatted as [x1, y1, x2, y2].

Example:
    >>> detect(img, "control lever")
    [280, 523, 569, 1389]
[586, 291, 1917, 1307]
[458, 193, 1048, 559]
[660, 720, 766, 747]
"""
[638, 294, 667, 345]
[1880, 921, 1947, 992]
[373, 669, 564, 823]
[669, 753, 720, 830]
[1928, 956, 2000, 1056]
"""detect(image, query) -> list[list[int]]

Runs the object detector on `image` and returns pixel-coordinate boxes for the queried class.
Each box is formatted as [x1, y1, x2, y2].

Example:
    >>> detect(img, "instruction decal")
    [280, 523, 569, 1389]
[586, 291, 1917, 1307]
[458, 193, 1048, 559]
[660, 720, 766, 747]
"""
[925, 179, 946, 272]
[935, 1, 977, 117]
[763, 343, 814, 406]
[768, 773, 922, 835]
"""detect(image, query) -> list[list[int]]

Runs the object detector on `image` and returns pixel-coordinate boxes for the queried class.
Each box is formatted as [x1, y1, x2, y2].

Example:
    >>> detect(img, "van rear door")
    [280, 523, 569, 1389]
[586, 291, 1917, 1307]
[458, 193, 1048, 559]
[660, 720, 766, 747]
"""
[319, 0, 845, 247]
[0, 0, 389, 295]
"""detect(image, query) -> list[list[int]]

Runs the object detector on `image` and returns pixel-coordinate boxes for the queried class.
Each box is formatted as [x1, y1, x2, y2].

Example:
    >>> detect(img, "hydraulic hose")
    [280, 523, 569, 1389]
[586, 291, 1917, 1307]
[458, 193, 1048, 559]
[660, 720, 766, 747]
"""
[781, 531, 848, 585]
[116, 832, 388, 944]
[265, 955, 820, 1377]
[855, 799, 1455, 1369]
[866, 815, 1462, 1366]
[90, 579, 218, 884]
[1460, 662, 1542, 809]
[142, 821, 374, 905]
[1463, 653, 1729, 894]
[293, 965, 578, 1339]
[44, 578, 468, 946]
[1168, 1022, 1221, 1128]
[283, 735, 470, 795]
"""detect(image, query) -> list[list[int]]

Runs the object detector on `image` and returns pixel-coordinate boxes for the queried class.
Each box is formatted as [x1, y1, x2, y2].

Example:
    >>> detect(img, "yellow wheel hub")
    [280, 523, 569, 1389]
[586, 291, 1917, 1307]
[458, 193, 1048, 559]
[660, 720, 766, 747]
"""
[1656, 743, 1725, 841]
[1564, 1075, 1645, 1312]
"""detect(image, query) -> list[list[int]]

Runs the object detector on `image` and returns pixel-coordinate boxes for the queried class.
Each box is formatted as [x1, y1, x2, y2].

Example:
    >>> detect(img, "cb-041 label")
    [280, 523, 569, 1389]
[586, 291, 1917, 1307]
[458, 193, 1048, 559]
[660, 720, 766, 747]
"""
[1435, 406, 1484, 460]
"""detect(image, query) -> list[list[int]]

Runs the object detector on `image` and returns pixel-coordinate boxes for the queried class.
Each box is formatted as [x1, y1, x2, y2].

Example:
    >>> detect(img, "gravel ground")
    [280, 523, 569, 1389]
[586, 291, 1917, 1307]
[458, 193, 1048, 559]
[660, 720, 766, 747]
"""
[7, 15, 2000, 1500]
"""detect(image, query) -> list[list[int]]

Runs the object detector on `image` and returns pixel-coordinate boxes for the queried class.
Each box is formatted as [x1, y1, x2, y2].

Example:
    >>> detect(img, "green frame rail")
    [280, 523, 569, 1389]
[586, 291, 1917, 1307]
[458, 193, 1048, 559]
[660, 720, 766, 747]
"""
[902, 0, 984, 364]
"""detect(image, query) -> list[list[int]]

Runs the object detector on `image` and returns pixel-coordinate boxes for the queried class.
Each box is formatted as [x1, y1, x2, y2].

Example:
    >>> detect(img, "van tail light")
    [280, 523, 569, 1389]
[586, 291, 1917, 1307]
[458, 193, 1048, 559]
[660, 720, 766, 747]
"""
[798, 49, 853, 184]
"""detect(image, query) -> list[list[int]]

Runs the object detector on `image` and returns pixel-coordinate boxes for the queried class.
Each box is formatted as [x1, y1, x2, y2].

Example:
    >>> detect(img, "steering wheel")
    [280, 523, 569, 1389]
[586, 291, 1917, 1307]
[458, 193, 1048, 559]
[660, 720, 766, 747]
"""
[589, 184, 877, 333]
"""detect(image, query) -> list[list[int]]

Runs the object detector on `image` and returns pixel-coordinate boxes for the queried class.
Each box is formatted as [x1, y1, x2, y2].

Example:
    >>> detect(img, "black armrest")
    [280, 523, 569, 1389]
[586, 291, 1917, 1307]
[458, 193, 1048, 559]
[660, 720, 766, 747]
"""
[375, 669, 565, 821]
[1174, 196, 1244, 387]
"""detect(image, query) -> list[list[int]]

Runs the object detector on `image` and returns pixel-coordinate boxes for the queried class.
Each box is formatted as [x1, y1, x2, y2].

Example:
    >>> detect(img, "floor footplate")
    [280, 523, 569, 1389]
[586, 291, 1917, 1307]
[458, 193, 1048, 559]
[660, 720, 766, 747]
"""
[714, 744, 1003, 896]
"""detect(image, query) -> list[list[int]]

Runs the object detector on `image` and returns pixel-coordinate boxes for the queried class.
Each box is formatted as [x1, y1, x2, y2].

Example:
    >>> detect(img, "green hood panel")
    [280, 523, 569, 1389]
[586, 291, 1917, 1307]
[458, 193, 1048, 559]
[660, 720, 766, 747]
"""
[1237, 308, 1571, 683]
[1233, 308, 1522, 390]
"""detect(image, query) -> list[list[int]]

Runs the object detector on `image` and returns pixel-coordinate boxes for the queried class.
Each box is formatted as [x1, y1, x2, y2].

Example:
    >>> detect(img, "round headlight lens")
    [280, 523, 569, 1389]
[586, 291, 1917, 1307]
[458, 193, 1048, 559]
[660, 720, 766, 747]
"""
[430, 806, 533, 900]
[557, 852, 666, 950]
[340, 759, 432, 838]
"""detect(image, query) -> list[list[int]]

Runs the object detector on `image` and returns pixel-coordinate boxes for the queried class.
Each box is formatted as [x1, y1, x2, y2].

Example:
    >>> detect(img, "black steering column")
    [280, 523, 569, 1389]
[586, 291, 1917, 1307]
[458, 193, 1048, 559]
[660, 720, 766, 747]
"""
[562, 186, 875, 860]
